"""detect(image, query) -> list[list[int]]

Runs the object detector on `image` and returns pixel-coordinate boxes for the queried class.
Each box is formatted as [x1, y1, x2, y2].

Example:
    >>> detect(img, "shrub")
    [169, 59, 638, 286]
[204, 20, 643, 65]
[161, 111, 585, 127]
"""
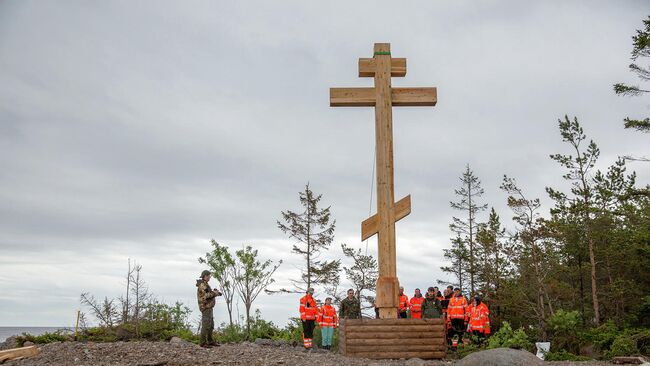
[544, 350, 591, 361]
[546, 310, 583, 353]
[16, 330, 70, 346]
[588, 319, 618, 351]
[486, 321, 534, 352]
[606, 333, 639, 358]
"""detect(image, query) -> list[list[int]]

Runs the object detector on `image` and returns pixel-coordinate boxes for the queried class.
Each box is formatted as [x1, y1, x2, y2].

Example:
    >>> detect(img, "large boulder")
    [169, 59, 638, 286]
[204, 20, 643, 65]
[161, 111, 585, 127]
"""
[0, 336, 19, 350]
[455, 348, 543, 366]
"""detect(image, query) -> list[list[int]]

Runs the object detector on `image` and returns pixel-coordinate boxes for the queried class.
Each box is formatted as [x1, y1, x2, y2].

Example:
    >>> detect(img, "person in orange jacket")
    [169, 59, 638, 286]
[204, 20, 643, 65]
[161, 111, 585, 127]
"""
[409, 288, 425, 319]
[317, 297, 338, 350]
[299, 288, 318, 349]
[447, 287, 469, 344]
[398, 286, 409, 318]
[467, 296, 490, 345]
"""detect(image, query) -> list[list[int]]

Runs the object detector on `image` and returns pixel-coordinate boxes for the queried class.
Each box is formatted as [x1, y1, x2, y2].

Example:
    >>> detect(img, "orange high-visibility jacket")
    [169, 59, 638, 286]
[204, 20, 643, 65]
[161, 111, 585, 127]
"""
[409, 296, 425, 318]
[399, 293, 410, 313]
[299, 294, 318, 321]
[317, 304, 338, 328]
[468, 302, 490, 334]
[448, 295, 469, 320]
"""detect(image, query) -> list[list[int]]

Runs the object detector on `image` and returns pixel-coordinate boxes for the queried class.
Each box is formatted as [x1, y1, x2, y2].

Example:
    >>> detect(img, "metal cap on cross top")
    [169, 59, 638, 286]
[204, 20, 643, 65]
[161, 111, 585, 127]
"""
[329, 43, 437, 319]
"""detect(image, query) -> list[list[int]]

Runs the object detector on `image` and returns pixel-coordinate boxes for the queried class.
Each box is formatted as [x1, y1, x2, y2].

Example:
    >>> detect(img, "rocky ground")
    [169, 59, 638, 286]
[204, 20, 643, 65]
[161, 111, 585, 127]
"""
[0, 337, 642, 366]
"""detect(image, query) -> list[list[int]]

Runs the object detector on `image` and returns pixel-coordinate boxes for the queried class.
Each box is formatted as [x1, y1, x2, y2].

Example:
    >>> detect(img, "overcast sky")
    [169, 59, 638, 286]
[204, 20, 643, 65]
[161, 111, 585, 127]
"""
[1, 1, 649, 328]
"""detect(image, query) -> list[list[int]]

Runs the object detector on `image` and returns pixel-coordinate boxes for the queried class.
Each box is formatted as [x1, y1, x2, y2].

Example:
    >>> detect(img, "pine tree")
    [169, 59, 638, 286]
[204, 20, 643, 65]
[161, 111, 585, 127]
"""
[547, 116, 602, 326]
[502, 175, 558, 339]
[614, 15, 650, 133]
[277, 183, 340, 293]
[449, 165, 487, 294]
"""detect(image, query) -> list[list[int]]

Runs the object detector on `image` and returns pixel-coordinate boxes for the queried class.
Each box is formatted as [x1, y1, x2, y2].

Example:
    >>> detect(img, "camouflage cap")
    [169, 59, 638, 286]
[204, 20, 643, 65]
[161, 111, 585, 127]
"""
[200, 270, 211, 278]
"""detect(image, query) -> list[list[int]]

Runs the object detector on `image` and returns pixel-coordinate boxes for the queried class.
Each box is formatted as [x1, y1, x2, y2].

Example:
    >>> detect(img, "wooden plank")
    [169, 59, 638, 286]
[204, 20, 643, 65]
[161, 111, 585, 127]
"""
[359, 58, 407, 77]
[330, 87, 375, 107]
[346, 325, 445, 333]
[346, 331, 444, 340]
[393, 87, 437, 106]
[0, 346, 39, 362]
[348, 350, 446, 359]
[344, 318, 444, 326]
[361, 195, 411, 241]
[347, 338, 446, 346]
[330, 88, 437, 107]
[348, 344, 446, 353]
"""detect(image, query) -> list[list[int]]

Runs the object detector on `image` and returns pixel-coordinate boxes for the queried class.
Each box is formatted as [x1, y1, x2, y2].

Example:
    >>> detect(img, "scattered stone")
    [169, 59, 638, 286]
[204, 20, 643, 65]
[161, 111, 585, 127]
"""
[455, 348, 543, 366]
[405, 357, 427, 366]
[169, 336, 187, 345]
[23, 341, 35, 347]
[254, 338, 274, 346]
[611, 356, 649, 365]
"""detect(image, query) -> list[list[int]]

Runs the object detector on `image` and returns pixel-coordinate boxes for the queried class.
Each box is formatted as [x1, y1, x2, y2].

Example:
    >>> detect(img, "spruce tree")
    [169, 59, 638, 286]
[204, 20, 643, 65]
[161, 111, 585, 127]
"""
[449, 165, 487, 294]
[277, 183, 340, 293]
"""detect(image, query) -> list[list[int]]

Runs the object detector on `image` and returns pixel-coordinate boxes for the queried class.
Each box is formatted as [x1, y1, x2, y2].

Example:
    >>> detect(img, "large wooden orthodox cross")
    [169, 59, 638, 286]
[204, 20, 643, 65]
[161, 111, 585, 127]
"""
[330, 43, 437, 319]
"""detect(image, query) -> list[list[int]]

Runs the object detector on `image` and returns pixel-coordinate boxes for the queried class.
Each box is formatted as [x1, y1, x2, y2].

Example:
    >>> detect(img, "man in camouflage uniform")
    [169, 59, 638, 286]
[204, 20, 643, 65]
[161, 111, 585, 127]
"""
[339, 288, 361, 319]
[196, 270, 222, 348]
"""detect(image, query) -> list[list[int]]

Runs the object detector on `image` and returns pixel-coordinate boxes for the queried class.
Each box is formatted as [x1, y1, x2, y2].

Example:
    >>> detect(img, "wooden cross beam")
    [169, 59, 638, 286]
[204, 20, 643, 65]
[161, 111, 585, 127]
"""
[330, 43, 437, 319]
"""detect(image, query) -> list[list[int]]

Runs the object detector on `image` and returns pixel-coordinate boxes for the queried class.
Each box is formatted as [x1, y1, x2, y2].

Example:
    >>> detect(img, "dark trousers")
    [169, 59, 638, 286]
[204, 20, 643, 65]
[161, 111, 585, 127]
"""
[399, 311, 408, 319]
[449, 318, 466, 344]
[200, 308, 215, 345]
[302, 320, 315, 338]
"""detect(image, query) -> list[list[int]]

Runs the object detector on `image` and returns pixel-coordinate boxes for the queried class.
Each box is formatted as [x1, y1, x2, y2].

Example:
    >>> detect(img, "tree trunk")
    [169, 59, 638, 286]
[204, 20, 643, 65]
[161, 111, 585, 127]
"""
[588, 237, 600, 326]
[468, 182, 475, 295]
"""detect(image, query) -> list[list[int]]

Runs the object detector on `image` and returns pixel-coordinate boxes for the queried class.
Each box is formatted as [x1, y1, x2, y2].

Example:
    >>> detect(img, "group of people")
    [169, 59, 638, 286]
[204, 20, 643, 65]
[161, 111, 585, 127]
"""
[196, 269, 490, 350]
[299, 284, 491, 350]
[299, 288, 361, 350]
[395, 285, 491, 347]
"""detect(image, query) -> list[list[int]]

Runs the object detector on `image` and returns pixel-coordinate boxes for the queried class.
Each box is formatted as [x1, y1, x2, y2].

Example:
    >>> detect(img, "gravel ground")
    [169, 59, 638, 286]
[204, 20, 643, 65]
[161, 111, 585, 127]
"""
[2, 341, 642, 366]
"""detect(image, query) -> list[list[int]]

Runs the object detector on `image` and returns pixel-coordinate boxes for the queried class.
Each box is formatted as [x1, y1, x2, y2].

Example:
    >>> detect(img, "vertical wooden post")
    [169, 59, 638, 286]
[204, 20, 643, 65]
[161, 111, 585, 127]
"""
[374, 43, 399, 319]
[75, 310, 80, 340]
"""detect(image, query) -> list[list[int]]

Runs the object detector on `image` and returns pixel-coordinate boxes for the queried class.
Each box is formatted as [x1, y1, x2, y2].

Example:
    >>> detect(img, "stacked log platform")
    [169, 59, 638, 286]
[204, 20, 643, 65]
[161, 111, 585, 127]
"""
[339, 318, 446, 359]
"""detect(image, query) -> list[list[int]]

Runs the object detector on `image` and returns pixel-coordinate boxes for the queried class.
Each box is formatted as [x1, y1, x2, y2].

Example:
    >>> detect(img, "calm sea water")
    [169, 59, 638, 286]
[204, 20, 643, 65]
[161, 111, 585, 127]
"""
[0, 327, 69, 343]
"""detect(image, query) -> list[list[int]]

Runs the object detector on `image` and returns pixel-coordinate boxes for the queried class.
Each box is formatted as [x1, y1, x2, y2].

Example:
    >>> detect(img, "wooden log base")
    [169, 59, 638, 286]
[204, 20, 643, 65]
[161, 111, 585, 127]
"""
[347, 338, 446, 346]
[346, 331, 444, 339]
[344, 318, 444, 326]
[347, 325, 445, 333]
[339, 318, 446, 359]
[0, 346, 39, 362]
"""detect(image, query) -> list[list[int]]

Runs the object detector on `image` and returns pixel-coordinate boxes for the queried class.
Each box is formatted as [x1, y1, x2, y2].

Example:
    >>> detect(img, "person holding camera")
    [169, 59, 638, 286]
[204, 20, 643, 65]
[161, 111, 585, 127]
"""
[196, 270, 222, 348]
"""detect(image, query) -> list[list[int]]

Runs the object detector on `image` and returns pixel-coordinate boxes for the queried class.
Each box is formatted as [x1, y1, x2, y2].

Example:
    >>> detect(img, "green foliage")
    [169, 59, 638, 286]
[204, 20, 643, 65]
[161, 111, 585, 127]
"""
[277, 183, 340, 293]
[486, 322, 534, 352]
[546, 310, 583, 353]
[606, 333, 639, 358]
[613, 15, 650, 132]
[16, 330, 70, 346]
[198, 240, 237, 326]
[233, 245, 281, 338]
[587, 320, 619, 351]
[544, 350, 591, 361]
[457, 342, 482, 359]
